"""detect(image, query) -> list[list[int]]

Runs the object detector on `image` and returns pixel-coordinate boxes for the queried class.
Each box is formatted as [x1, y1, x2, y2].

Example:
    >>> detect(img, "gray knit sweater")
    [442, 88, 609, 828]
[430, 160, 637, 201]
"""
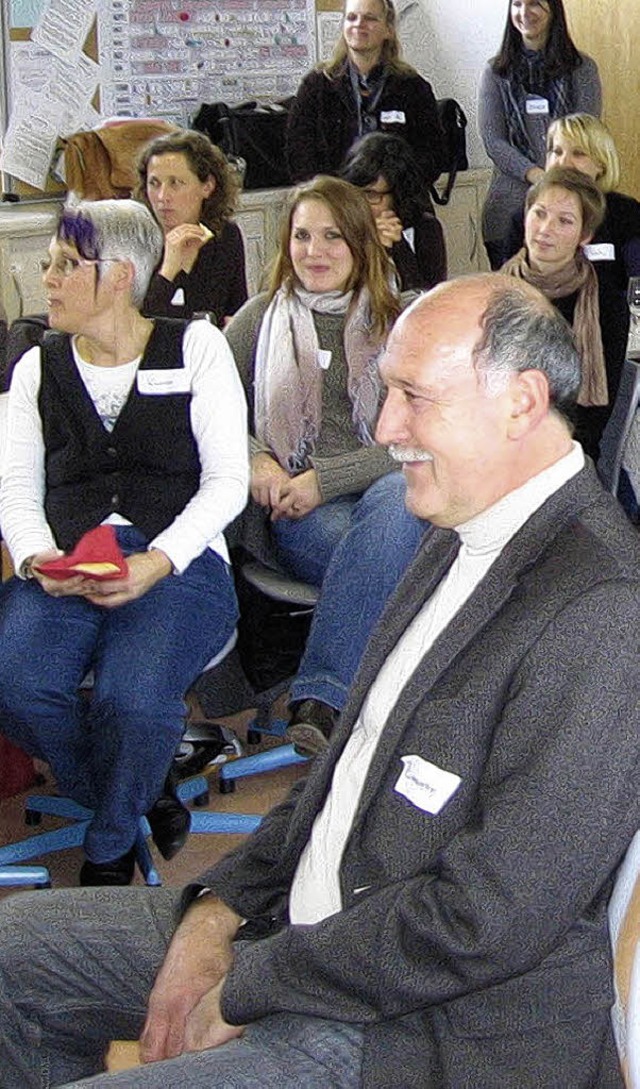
[225, 293, 394, 503]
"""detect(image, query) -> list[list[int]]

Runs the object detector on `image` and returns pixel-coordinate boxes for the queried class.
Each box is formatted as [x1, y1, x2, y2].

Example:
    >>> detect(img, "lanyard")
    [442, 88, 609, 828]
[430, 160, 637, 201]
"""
[348, 62, 388, 137]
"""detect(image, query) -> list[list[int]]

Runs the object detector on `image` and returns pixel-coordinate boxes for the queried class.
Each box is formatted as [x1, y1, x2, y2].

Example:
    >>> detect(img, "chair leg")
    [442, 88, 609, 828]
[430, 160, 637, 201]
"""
[0, 775, 251, 886]
[218, 744, 307, 793]
[0, 864, 51, 889]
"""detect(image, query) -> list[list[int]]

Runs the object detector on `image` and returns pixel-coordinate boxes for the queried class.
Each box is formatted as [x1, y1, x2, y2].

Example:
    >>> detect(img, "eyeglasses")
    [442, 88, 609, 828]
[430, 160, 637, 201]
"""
[362, 187, 393, 204]
[40, 256, 121, 278]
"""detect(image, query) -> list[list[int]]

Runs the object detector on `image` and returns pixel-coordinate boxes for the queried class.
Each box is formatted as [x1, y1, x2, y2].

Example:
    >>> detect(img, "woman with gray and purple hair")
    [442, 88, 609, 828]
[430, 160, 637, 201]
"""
[0, 198, 249, 885]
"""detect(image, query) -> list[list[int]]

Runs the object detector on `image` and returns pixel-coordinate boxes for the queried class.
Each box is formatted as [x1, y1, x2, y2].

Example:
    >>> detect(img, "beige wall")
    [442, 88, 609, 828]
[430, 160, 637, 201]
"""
[567, 0, 640, 199]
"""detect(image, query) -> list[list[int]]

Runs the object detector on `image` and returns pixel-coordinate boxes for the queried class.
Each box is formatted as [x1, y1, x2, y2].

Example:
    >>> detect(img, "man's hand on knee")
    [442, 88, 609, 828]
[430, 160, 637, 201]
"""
[184, 976, 246, 1052]
[139, 895, 242, 1064]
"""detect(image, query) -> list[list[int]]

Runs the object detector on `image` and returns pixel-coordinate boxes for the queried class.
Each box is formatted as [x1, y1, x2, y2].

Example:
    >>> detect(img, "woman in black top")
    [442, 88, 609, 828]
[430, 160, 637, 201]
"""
[502, 166, 620, 461]
[286, 0, 445, 187]
[136, 129, 248, 327]
[341, 131, 447, 292]
[505, 114, 640, 459]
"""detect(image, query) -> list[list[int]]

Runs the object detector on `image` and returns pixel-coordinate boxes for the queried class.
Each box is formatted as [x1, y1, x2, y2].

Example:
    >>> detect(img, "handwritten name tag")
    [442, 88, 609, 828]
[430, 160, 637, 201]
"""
[137, 369, 191, 395]
[583, 242, 615, 262]
[395, 754, 461, 815]
[525, 96, 549, 116]
[380, 110, 406, 125]
[317, 349, 332, 370]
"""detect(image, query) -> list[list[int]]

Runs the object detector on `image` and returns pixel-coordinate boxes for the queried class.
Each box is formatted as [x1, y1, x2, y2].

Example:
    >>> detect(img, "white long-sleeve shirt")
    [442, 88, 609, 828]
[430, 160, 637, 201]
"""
[0, 319, 249, 576]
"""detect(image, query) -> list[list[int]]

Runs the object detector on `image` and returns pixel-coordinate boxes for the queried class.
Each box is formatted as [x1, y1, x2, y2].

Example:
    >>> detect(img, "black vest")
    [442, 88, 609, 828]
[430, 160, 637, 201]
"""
[39, 319, 201, 551]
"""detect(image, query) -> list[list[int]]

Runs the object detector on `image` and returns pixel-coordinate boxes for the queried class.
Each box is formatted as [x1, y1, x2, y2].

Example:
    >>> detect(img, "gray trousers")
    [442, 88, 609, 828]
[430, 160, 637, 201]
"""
[0, 887, 363, 1089]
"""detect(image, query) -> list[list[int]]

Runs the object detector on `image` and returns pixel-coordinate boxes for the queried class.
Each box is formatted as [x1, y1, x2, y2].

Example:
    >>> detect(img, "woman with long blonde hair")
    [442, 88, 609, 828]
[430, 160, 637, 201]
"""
[286, 0, 444, 187]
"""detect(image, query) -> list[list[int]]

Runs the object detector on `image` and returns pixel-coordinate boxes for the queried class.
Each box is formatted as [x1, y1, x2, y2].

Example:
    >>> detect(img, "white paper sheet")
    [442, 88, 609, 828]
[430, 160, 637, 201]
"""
[31, 0, 98, 62]
[0, 112, 60, 189]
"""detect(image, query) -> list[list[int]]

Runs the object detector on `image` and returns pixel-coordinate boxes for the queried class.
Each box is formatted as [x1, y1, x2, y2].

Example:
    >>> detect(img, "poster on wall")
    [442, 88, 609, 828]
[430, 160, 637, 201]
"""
[98, 0, 317, 125]
[1, 0, 100, 188]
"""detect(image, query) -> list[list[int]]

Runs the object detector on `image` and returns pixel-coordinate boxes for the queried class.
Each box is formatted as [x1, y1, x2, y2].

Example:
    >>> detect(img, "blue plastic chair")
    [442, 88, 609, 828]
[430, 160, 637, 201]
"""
[0, 775, 263, 885]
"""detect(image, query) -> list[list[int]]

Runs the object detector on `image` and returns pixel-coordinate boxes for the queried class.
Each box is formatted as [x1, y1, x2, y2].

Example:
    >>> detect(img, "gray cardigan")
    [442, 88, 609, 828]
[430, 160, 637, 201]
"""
[202, 463, 639, 1088]
[478, 53, 601, 248]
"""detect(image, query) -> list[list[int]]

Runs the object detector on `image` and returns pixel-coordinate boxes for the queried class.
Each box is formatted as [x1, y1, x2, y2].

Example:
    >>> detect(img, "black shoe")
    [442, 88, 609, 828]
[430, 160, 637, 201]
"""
[79, 849, 135, 886]
[174, 721, 243, 780]
[146, 783, 191, 861]
[286, 699, 337, 757]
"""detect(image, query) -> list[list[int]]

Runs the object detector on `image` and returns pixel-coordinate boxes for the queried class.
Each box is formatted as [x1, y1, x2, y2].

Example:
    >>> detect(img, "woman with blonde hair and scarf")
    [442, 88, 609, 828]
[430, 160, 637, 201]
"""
[502, 165, 612, 460]
[225, 175, 427, 754]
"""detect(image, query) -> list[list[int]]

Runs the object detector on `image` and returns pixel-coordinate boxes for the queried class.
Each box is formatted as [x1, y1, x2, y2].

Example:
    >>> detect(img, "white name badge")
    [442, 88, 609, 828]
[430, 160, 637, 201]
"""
[317, 349, 332, 370]
[395, 754, 461, 815]
[525, 96, 549, 116]
[380, 109, 406, 125]
[170, 287, 185, 306]
[137, 369, 191, 395]
[583, 242, 616, 262]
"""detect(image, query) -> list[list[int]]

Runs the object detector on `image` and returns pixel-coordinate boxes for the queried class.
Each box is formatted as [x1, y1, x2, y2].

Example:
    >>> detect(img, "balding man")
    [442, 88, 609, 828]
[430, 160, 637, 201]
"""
[1, 275, 638, 1089]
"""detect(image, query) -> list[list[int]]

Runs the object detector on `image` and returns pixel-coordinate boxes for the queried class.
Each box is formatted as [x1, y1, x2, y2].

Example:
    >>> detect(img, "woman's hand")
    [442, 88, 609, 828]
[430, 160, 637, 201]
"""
[81, 549, 172, 609]
[525, 166, 545, 185]
[271, 469, 322, 521]
[376, 210, 404, 248]
[140, 895, 243, 1064]
[250, 452, 291, 511]
[159, 223, 212, 280]
[29, 549, 87, 598]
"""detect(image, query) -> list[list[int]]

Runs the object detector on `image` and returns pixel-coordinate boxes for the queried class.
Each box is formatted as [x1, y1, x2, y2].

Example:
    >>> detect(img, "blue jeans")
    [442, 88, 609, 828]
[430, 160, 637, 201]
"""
[0, 527, 238, 862]
[272, 472, 428, 712]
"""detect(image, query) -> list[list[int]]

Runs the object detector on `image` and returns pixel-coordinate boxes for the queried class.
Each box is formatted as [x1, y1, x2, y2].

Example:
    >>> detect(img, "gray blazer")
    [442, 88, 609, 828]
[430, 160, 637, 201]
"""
[205, 464, 640, 1088]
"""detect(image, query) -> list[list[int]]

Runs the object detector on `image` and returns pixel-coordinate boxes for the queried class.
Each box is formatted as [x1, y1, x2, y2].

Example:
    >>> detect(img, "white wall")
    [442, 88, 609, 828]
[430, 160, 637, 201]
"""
[396, 0, 506, 168]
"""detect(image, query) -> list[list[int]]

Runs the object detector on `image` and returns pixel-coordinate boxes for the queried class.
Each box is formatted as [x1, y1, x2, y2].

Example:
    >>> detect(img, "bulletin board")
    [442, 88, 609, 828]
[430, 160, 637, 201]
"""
[0, 0, 321, 198]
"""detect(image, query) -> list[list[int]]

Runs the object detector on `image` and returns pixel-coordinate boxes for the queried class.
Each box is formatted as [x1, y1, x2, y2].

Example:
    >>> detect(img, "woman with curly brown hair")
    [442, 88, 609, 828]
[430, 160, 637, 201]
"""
[136, 128, 248, 326]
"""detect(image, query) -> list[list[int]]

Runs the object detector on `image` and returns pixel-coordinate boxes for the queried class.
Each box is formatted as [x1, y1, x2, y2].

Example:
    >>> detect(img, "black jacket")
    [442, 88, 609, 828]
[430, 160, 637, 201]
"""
[286, 64, 446, 185]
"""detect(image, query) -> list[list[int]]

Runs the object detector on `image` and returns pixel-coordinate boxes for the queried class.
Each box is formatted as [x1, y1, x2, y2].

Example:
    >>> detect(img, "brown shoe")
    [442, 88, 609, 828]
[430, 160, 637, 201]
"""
[286, 699, 337, 757]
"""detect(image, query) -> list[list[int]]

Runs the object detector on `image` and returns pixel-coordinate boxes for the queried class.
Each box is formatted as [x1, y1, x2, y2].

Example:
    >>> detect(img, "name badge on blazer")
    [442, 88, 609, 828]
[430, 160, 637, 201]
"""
[380, 109, 406, 125]
[137, 369, 191, 395]
[395, 754, 461, 815]
[583, 242, 616, 262]
[525, 96, 549, 116]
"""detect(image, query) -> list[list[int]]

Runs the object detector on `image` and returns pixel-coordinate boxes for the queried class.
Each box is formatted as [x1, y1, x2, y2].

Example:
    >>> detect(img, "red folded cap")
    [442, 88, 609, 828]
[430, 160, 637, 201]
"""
[34, 525, 127, 581]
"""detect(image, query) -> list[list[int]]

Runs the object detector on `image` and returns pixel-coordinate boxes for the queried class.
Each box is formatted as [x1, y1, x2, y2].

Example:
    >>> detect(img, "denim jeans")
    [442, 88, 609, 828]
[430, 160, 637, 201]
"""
[0, 527, 238, 863]
[272, 472, 428, 712]
[0, 886, 364, 1088]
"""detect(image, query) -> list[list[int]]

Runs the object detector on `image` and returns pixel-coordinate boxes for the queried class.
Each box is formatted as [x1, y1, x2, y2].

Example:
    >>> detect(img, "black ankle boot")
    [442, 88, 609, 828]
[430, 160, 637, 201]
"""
[80, 848, 136, 886]
[286, 699, 337, 757]
[146, 769, 191, 860]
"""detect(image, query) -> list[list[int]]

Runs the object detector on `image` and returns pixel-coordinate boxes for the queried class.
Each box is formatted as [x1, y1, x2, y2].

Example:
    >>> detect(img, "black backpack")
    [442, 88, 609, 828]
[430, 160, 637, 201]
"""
[430, 98, 468, 208]
[192, 100, 293, 190]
